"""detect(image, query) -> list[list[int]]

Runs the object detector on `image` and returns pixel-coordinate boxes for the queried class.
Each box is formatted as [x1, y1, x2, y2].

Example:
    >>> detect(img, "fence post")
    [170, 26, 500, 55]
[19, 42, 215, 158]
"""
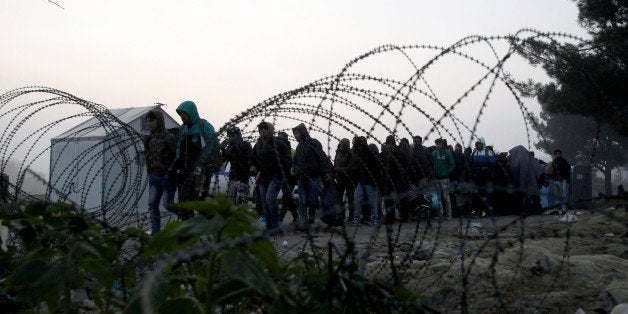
[0, 173, 8, 204]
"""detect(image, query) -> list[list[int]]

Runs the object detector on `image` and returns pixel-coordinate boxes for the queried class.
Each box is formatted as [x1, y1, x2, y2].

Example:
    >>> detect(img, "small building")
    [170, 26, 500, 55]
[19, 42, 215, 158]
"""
[48, 106, 179, 228]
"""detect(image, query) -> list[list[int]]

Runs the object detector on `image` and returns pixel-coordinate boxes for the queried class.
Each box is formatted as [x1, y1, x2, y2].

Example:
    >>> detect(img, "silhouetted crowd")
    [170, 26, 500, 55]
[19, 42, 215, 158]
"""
[144, 101, 573, 233]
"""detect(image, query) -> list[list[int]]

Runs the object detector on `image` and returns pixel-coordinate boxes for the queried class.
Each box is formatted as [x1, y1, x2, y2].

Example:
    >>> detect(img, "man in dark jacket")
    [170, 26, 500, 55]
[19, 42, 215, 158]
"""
[250, 122, 292, 230]
[277, 131, 298, 223]
[143, 109, 177, 234]
[348, 136, 381, 226]
[220, 126, 252, 206]
[292, 123, 330, 227]
[380, 135, 411, 223]
[334, 138, 355, 222]
[408, 135, 433, 188]
[174, 101, 219, 214]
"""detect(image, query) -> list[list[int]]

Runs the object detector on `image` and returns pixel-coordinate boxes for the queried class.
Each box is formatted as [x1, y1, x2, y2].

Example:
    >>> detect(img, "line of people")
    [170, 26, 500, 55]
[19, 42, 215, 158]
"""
[143, 102, 572, 233]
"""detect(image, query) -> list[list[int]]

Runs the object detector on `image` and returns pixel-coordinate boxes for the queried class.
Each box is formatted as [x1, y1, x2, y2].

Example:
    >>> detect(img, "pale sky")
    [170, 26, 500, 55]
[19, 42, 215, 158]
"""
[1, 0, 590, 174]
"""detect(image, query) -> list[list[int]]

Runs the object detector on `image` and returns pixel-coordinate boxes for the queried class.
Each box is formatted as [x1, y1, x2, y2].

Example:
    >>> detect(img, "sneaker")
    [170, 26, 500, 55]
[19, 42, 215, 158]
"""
[258, 216, 266, 223]
[348, 218, 360, 225]
[368, 220, 379, 227]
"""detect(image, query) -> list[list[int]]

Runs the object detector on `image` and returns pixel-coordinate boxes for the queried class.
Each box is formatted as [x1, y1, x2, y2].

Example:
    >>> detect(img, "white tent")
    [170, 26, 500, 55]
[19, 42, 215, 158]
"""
[49, 106, 179, 228]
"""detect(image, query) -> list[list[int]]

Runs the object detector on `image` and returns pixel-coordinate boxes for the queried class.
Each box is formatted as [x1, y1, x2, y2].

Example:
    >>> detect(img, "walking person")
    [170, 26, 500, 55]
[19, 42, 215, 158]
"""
[292, 123, 330, 228]
[173, 101, 219, 219]
[143, 109, 177, 234]
[333, 138, 355, 223]
[348, 136, 381, 226]
[220, 126, 252, 206]
[250, 122, 292, 230]
[276, 131, 299, 223]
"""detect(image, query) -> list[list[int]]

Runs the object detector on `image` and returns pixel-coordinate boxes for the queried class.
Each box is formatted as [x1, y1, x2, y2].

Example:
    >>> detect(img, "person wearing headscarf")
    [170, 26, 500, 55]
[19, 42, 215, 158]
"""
[508, 145, 544, 215]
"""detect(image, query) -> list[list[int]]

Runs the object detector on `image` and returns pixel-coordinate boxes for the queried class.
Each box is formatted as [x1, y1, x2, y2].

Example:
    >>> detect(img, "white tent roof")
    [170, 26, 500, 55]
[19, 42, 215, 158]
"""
[52, 106, 163, 141]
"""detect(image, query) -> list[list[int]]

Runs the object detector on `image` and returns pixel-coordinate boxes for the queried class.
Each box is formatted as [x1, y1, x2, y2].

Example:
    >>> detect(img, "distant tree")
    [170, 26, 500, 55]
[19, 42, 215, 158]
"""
[517, 0, 627, 136]
[513, 0, 627, 194]
[534, 112, 627, 194]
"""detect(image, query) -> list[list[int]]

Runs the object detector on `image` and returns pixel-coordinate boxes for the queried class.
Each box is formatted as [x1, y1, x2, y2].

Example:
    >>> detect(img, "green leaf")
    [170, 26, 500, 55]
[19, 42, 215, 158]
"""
[158, 297, 198, 314]
[248, 239, 280, 275]
[176, 215, 225, 239]
[222, 250, 279, 299]
[23, 202, 48, 217]
[6, 259, 71, 306]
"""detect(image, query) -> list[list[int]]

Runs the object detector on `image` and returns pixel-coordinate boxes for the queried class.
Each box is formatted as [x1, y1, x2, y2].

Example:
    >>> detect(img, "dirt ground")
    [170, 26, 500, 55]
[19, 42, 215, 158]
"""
[269, 206, 628, 313]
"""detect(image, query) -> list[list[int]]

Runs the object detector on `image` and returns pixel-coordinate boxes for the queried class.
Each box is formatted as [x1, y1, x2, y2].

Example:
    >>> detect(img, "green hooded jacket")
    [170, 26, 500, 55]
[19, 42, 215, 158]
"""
[175, 100, 218, 169]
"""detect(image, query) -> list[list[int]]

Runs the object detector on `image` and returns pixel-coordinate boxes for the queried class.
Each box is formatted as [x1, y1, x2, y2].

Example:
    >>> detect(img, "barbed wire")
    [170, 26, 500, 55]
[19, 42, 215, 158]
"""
[0, 30, 626, 312]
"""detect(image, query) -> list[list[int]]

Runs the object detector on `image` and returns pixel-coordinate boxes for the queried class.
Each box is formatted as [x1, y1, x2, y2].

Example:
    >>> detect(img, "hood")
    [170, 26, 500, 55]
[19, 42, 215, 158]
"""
[262, 121, 275, 134]
[146, 109, 166, 133]
[338, 138, 350, 151]
[292, 123, 310, 139]
[257, 121, 275, 142]
[508, 145, 528, 163]
[476, 137, 486, 146]
[368, 143, 379, 155]
[176, 100, 200, 126]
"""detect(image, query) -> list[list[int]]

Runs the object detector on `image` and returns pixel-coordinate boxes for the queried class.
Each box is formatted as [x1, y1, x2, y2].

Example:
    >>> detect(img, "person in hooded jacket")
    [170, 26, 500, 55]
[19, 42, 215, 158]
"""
[380, 135, 411, 223]
[173, 100, 219, 219]
[292, 123, 330, 227]
[469, 137, 497, 187]
[469, 137, 497, 212]
[143, 109, 178, 234]
[276, 131, 299, 223]
[220, 126, 252, 206]
[408, 135, 433, 189]
[334, 138, 355, 223]
[508, 146, 545, 215]
[250, 121, 292, 230]
[348, 136, 381, 226]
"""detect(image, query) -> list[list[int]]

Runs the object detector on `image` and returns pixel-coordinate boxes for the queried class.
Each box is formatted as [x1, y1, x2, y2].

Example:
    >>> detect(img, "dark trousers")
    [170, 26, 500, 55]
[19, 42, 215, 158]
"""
[335, 180, 354, 221]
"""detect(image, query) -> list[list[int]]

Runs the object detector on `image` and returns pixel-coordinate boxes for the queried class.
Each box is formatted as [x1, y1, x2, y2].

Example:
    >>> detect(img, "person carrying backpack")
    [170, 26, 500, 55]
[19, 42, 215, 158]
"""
[173, 100, 219, 219]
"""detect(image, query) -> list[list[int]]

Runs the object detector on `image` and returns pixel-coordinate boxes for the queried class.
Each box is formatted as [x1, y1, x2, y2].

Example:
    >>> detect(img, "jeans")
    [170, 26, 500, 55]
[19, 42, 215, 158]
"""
[435, 178, 452, 218]
[297, 176, 323, 225]
[353, 183, 378, 222]
[148, 174, 176, 234]
[259, 175, 285, 229]
[335, 180, 354, 220]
